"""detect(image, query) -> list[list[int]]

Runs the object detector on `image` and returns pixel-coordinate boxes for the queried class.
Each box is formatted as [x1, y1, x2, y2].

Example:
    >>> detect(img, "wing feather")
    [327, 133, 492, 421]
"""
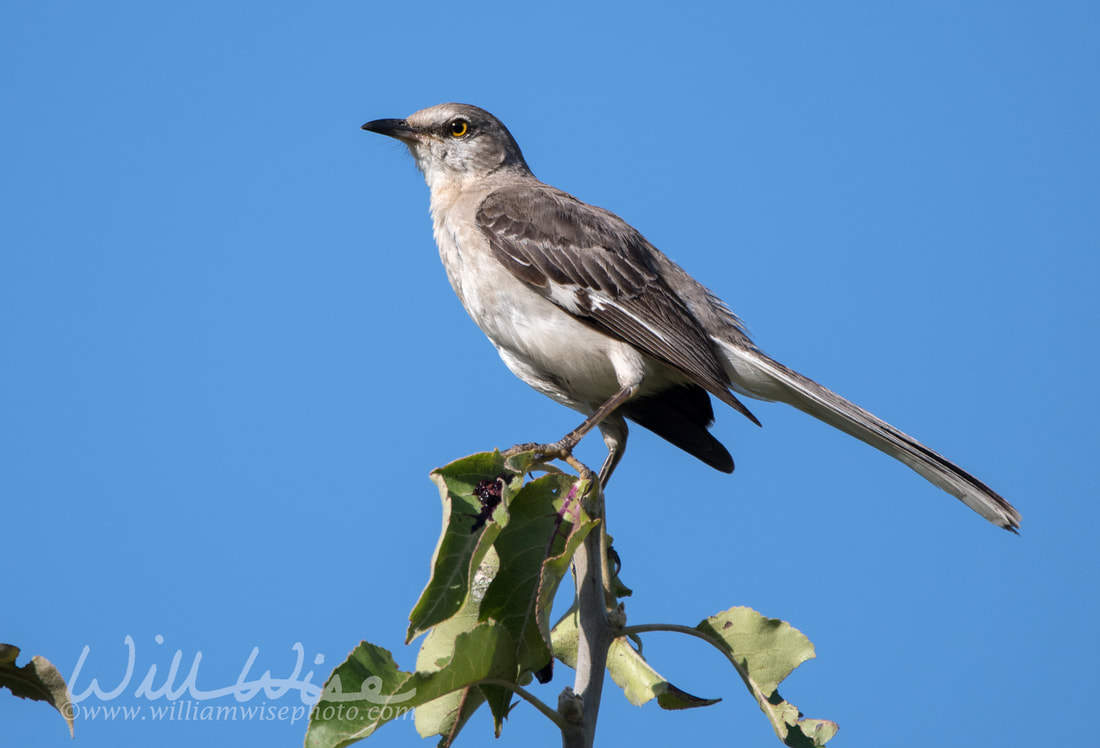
[477, 184, 758, 424]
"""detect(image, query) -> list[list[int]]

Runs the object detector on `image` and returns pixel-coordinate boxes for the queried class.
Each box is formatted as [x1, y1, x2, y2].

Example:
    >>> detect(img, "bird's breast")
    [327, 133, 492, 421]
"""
[431, 210, 658, 410]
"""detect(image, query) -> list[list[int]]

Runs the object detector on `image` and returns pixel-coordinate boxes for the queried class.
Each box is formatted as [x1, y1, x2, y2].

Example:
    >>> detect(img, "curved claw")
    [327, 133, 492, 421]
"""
[504, 441, 596, 483]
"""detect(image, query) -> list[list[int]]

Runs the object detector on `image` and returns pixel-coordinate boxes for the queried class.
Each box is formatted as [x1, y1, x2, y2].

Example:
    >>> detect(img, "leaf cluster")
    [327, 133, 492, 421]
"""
[305, 450, 836, 747]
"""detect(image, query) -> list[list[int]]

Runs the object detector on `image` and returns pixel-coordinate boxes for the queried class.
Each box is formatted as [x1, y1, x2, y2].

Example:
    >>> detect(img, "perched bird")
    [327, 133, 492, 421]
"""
[361, 103, 1021, 531]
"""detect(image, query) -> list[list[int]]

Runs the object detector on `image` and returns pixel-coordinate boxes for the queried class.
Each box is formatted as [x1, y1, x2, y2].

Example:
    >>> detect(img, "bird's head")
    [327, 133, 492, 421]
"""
[361, 103, 531, 190]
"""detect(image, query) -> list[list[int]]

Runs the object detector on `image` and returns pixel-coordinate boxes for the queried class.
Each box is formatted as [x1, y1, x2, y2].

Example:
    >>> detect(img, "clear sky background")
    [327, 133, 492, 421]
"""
[3, 2, 1097, 747]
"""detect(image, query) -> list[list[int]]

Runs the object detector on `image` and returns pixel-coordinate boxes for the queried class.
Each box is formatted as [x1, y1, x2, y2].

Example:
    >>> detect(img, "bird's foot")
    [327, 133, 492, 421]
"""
[503, 440, 597, 486]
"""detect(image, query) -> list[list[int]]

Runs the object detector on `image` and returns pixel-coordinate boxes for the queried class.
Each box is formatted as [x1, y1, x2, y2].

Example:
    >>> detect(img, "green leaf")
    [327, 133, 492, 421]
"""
[0, 643, 74, 737]
[696, 607, 837, 746]
[534, 481, 597, 644]
[501, 449, 564, 477]
[406, 454, 594, 743]
[306, 623, 517, 748]
[412, 548, 530, 744]
[699, 606, 813, 695]
[480, 474, 595, 675]
[549, 605, 579, 666]
[550, 617, 718, 711]
[407, 452, 521, 641]
[480, 680, 515, 738]
[306, 643, 413, 748]
[413, 551, 497, 745]
[606, 637, 721, 710]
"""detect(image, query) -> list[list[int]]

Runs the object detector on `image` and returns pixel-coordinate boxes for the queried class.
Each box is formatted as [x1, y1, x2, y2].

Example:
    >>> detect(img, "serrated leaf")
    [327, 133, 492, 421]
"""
[306, 623, 517, 748]
[697, 606, 837, 746]
[480, 474, 595, 675]
[0, 643, 74, 737]
[408, 452, 521, 641]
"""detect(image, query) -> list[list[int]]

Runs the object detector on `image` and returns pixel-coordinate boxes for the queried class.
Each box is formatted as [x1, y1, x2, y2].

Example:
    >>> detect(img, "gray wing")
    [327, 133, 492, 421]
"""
[476, 183, 759, 425]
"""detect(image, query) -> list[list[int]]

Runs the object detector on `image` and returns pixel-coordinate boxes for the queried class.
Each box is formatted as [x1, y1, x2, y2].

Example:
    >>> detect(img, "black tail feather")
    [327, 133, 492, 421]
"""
[622, 384, 734, 473]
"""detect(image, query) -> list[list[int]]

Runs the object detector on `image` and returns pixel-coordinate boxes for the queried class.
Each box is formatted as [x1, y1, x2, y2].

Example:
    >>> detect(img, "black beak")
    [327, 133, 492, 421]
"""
[361, 118, 418, 140]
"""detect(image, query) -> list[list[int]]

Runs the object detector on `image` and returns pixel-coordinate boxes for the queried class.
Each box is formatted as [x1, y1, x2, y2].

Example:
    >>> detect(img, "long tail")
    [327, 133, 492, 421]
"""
[716, 341, 1021, 531]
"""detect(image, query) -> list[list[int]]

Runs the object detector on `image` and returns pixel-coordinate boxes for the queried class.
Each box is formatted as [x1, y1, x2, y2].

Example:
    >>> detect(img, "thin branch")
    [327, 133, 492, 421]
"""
[622, 622, 715, 639]
[619, 623, 745, 676]
[476, 678, 572, 732]
[503, 446, 612, 748]
[562, 482, 611, 748]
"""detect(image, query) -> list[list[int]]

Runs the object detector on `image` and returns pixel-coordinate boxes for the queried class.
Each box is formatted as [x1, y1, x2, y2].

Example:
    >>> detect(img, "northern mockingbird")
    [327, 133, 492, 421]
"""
[361, 103, 1021, 531]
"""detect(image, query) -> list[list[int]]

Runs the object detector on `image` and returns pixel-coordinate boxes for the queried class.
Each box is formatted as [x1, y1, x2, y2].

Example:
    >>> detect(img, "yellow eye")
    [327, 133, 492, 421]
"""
[449, 119, 469, 137]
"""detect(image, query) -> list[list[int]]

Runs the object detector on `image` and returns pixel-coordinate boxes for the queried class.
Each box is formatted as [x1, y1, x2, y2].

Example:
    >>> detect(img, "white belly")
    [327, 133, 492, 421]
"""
[435, 215, 660, 415]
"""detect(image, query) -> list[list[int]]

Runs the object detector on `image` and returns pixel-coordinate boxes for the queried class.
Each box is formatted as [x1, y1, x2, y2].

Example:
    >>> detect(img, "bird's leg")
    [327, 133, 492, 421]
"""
[596, 424, 626, 489]
[507, 384, 638, 484]
[556, 384, 638, 457]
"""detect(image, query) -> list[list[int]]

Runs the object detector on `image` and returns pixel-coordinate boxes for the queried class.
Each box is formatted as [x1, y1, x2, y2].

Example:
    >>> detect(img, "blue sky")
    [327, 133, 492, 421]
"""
[3, 2, 1097, 747]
